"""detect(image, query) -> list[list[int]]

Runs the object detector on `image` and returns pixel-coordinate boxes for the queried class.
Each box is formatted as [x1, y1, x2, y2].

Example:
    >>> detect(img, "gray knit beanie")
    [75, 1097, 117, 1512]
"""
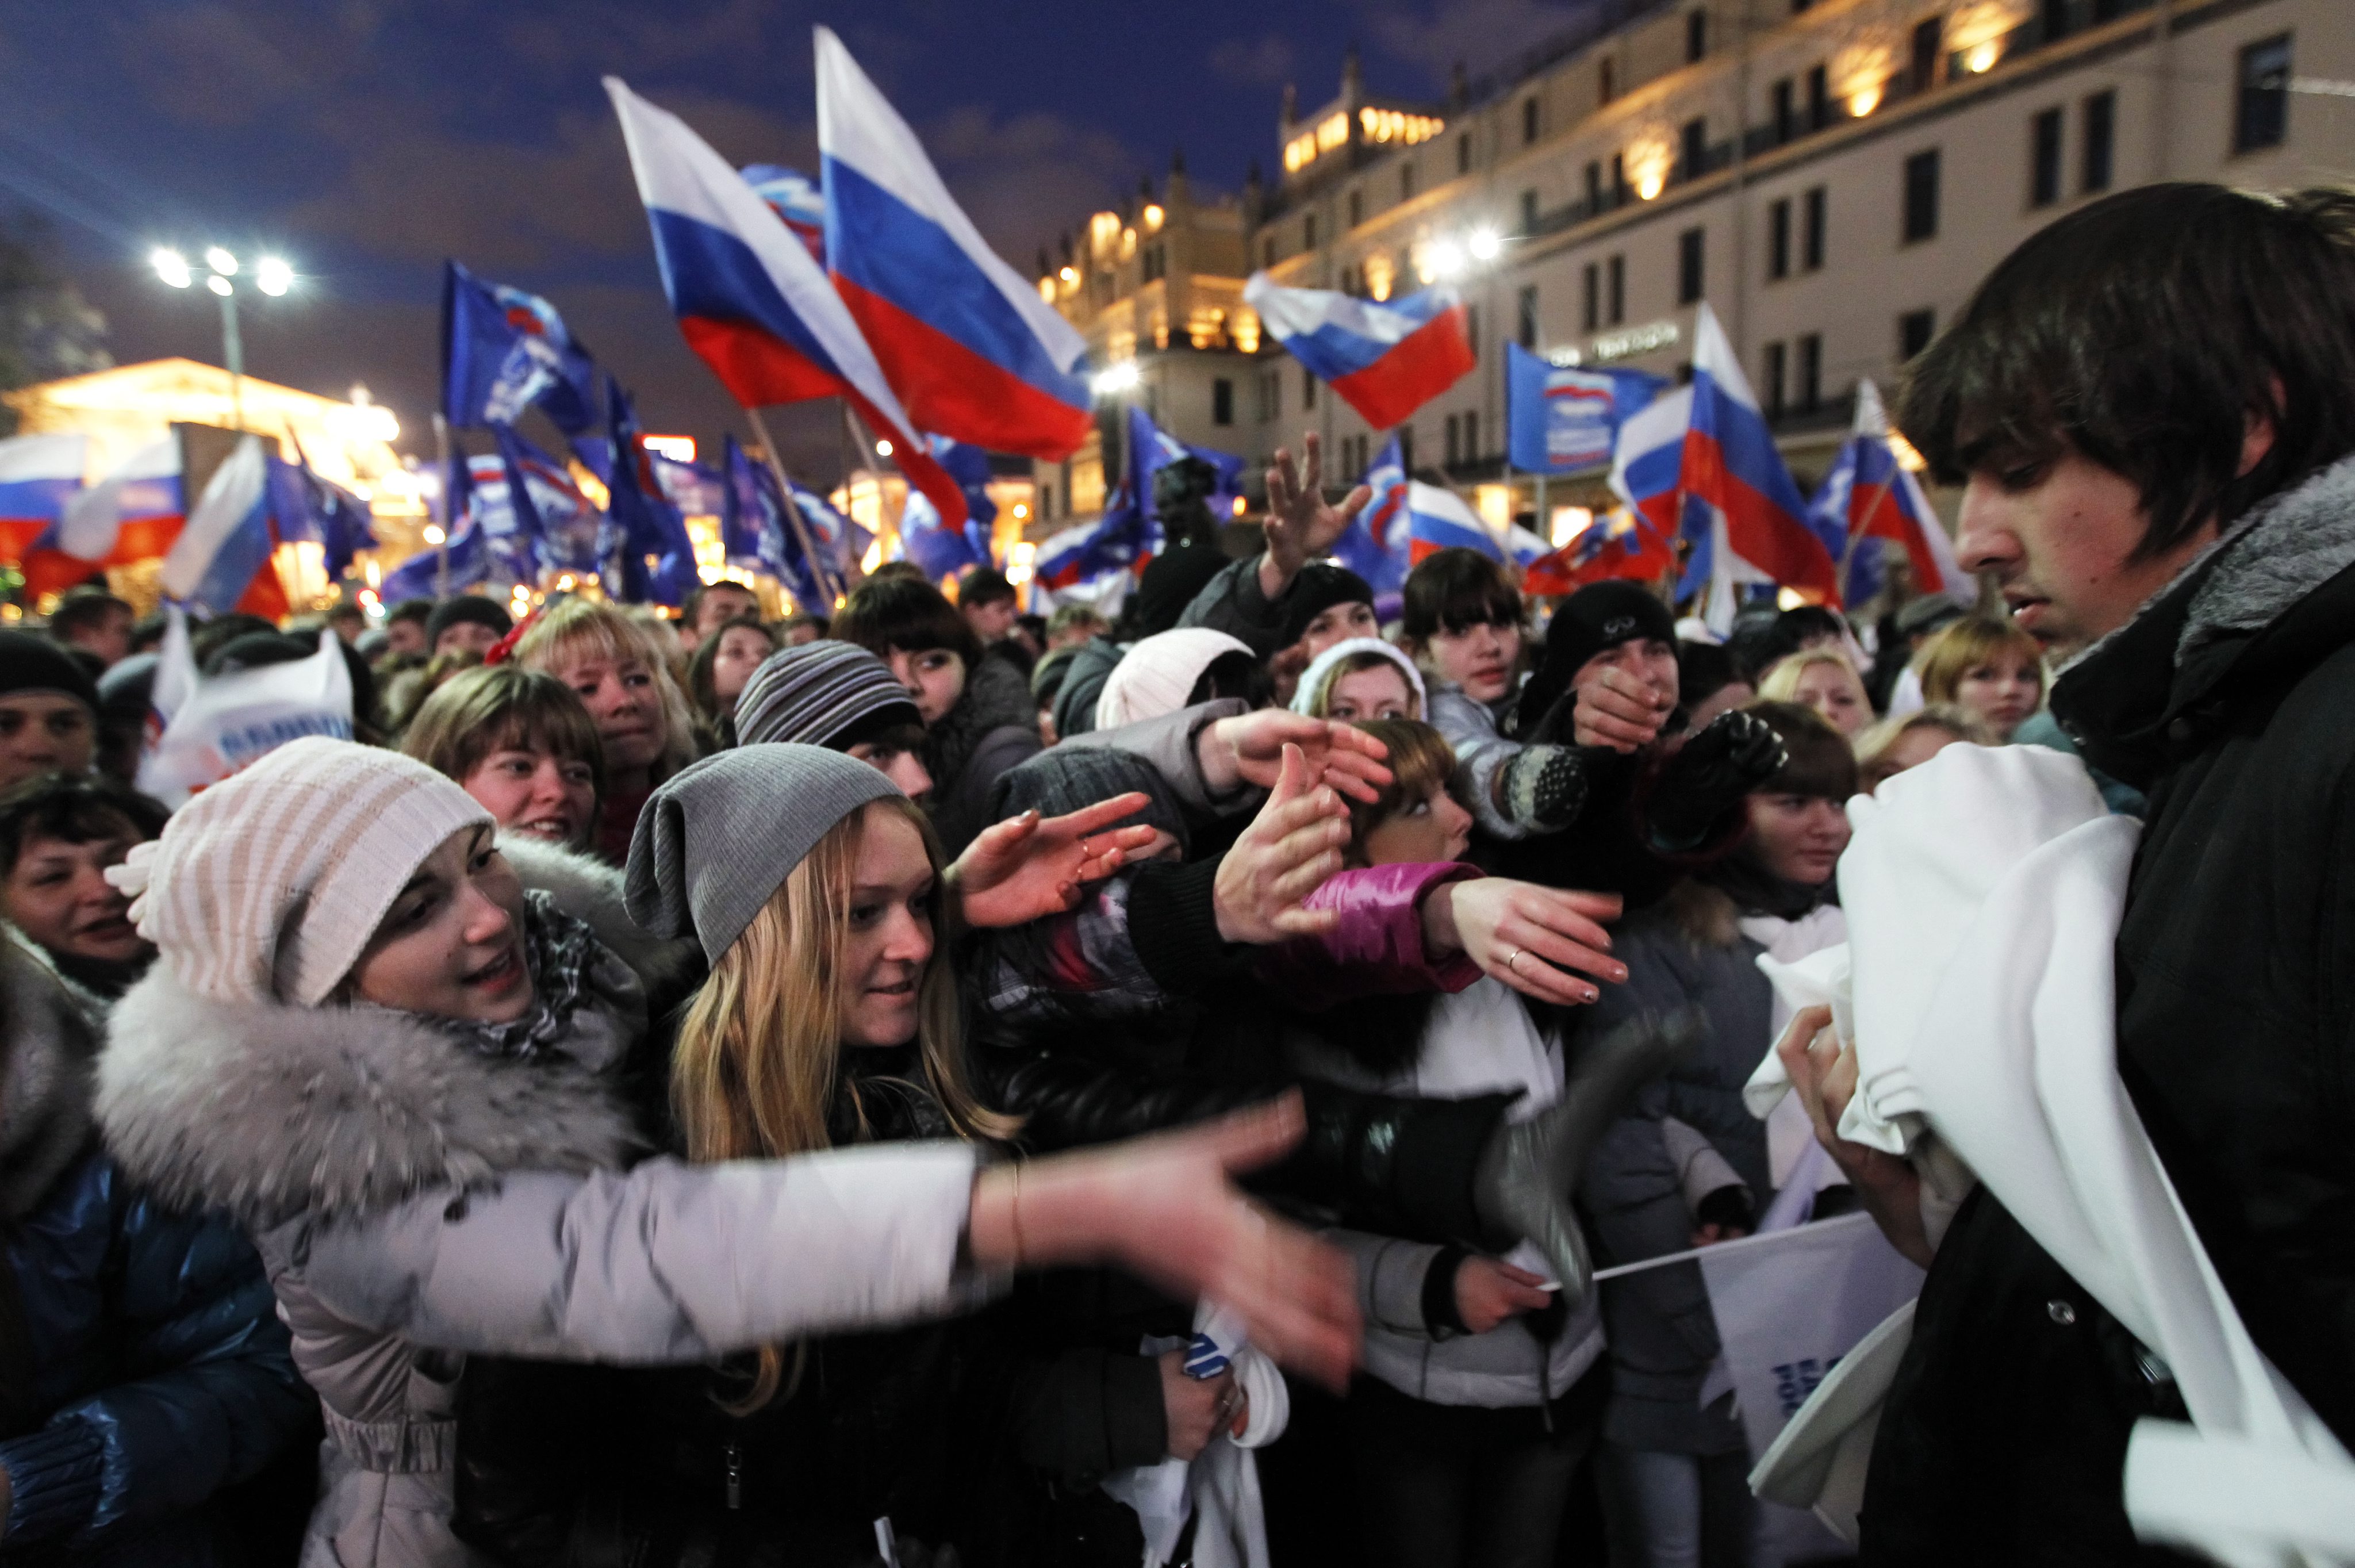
[624, 745, 900, 961]
[734, 639, 920, 750]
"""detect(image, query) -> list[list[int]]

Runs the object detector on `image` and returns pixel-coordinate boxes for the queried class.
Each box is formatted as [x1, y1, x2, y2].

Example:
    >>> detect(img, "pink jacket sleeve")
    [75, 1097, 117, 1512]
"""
[1257, 861, 1486, 1011]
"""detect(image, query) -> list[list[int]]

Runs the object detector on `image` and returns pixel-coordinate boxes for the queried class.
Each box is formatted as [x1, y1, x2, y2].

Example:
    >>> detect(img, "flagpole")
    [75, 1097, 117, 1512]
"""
[744, 405, 839, 614]
[431, 413, 452, 600]
[1838, 471, 1901, 603]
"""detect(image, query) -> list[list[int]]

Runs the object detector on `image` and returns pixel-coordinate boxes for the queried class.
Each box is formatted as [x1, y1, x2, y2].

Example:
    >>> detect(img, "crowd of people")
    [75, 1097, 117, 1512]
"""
[1, 180, 2349, 1568]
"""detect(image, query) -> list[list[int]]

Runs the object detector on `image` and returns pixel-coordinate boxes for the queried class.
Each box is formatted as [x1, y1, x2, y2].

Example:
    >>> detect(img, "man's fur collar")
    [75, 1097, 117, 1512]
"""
[96, 967, 642, 1232]
[0, 933, 101, 1221]
[497, 831, 699, 991]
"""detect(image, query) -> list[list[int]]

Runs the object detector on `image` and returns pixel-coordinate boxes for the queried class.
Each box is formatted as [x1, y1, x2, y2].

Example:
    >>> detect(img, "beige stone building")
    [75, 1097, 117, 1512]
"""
[1033, 0, 2347, 539]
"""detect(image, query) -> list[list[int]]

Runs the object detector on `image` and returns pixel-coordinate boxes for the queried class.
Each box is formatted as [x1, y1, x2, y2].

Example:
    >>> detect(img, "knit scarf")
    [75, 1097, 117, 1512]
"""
[440, 891, 609, 1059]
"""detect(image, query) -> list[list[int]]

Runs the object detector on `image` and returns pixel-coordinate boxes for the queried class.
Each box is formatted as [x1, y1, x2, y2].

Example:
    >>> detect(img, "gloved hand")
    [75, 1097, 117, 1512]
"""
[1499, 743, 1592, 831]
[1646, 710, 1787, 852]
[1472, 1009, 1703, 1310]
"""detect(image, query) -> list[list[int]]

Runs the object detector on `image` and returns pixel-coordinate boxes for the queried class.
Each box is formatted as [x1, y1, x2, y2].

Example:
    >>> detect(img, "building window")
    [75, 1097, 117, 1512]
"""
[1600, 57, 1617, 105]
[1583, 262, 1601, 331]
[1399, 425, 1416, 475]
[1348, 189, 1363, 228]
[1467, 305, 1482, 361]
[1521, 188, 1540, 232]
[1678, 227, 1706, 305]
[1401, 163, 1417, 201]
[1773, 78, 1795, 143]
[1458, 132, 1473, 174]
[1687, 9, 1708, 62]
[1610, 152, 1627, 202]
[1042, 482, 1056, 520]
[1263, 236, 1276, 268]
[1523, 97, 1540, 144]
[1909, 16, 1944, 95]
[2030, 107, 2063, 207]
[1213, 378, 1234, 425]
[2040, 0, 2069, 43]
[1608, 254, 1627, 324]
[1585, 160, 1602, 213]
[2235, 34, 2292, 153]
[1797, 333, 1823, 412]
[1898, 309, 1936, 362]
[1517, 285, 1540, 348]
[1142, 243, 1166, 282]
[1256, 371, 1279, 422]
[1806, 64, 1829, 129]
[1445, 413, 1460, 466]
[1763, 341, 1788, 417]
[2082, 90, 2115, 193]
[1802, 186, 1827, 270]
[1767, 198, 1791, 281]
[1463, 411, 1477, 461]
[1303, 367, 1317, 411]
[1903, 148, 1941, 243]
[1682, 117, 1708, 181]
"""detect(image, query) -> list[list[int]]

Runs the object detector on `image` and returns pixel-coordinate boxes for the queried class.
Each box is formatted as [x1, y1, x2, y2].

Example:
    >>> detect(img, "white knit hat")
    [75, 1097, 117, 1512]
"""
[108, 737, 493, 1006]
[1288, 637, 1428, 719]
[1094, 627, 1253, 731]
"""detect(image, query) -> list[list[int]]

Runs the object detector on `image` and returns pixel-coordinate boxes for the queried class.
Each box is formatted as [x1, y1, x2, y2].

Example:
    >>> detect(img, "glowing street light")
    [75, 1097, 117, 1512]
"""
[422, 524, 447, 546]
[255, 257, 293, 296]
[205, 247, 239, 277]
[874, 438, 895, 457]
[148, 244, 295, 432]
[205, 274, 232, 297]
[1092, 360, 1141, 397]
[1467, 225, 1502, 261]
[1426, 238, 1468, 279]
[151, 248, 192, 288]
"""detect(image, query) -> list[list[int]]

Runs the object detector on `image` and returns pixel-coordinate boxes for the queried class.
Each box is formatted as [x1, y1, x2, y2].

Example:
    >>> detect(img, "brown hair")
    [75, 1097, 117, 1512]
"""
[668, 798, 1016, 1410]
[688, 616, 778, 726]
[1743, 699, 1858, 800]
[513, 599, 700, 783]
[400, 664, 606, 799]
[1339, 719, 1459, 864]
[1912, 617, 2046, 708]
[1854, 703, 1993, 791]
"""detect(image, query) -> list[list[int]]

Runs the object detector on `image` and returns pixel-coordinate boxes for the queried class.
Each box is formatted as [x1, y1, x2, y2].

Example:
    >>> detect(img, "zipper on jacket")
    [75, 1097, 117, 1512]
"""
[724, 1441, 743, 1511]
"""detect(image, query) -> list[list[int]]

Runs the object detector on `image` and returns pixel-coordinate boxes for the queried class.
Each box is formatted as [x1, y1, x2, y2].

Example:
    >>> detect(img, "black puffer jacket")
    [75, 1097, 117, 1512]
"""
[1862, 453, 2355, 1565]
[925, 653, 1043, 856]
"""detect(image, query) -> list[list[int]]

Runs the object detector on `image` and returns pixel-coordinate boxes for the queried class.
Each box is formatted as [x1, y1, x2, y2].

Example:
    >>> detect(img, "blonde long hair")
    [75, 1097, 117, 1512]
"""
[669, 796, 1015, 1410]
[512, 599, 702, 784]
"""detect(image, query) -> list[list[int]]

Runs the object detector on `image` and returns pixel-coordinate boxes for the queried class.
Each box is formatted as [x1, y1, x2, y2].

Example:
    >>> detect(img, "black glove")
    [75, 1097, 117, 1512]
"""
[1499, 743, 1592, 831]
[1646, 710, 1787, 852]
[1472, 1009, 1703, 1310]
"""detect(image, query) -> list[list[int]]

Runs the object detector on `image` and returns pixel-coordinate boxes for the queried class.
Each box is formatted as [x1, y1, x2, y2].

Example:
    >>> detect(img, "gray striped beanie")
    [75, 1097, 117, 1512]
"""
[734, 640, 920, 750]
[107, 737, 493, 1005]
[625, 745, 900, 962]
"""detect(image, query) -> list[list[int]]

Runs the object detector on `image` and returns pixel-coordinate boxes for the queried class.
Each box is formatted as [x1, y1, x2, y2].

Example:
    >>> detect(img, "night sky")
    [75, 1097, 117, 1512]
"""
[0, 0, 1589, 479]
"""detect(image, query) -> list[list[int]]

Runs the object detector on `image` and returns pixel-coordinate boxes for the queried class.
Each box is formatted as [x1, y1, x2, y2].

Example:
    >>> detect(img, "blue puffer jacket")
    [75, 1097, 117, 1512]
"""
[3, 1148, 312, 1560]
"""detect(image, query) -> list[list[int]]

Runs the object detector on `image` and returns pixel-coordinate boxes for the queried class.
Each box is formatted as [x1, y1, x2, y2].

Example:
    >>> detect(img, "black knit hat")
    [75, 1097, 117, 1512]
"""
[1517, 582, 1678, 735]
[0, 630, 99, 713]
[987, 745, 1190, 857]
[425, 595, 513, 646]
[1277, 562, 1376, 651]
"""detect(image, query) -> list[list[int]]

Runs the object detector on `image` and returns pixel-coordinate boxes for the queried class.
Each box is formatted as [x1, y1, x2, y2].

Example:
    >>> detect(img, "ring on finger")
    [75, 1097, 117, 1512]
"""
[1505, 948, 1521, 973]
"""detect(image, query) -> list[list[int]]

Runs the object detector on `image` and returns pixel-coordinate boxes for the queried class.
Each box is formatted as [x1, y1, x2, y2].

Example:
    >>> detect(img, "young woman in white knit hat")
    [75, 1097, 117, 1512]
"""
[91, 738, 1361, 1568]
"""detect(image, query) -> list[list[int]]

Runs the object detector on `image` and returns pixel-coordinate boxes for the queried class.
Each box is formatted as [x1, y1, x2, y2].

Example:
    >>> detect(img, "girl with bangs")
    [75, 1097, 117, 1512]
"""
[513, 599, 705, 862]
[1912, 615, 2047, 742]
[403, 664, 605, 855]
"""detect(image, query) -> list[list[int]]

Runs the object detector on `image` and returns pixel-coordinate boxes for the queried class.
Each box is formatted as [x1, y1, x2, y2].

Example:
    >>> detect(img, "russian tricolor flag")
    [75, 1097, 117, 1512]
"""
[21, 438, 185, 602]
[0, 434, 86, 561]
[1813, 378, 1969, 604]
[1680, 302, 1839, 603]
[815, 28, 1092, 461]
[1243, 274, 1475, 430]
[162, 435, 288, 620]
[1331, 434, 1410, 593]
[1406, 481, 1503, 564]
[604, 76, 969, 530]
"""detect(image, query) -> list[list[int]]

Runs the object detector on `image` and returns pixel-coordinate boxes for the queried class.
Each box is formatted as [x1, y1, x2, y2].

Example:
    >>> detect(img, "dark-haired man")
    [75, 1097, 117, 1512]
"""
[682, 579, 759, 646]
[47, 587, 134, 670]
[1785, 183, 2355, 1562]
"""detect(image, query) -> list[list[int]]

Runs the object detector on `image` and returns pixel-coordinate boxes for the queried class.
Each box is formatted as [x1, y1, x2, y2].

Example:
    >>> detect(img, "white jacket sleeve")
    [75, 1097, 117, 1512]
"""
[284, 1144, 989, 1363]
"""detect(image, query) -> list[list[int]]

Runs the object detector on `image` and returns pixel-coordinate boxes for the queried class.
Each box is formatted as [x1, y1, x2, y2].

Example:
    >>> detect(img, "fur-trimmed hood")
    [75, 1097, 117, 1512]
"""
[95, 967, 643, 1232]
[497, 830, 699, 992]
[0, 930, 101, 1221]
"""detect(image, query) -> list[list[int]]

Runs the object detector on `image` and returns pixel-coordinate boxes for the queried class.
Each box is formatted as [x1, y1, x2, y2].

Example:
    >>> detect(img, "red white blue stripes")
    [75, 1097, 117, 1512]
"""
[1406, 481, 1502, 563]
[1679, 302, 1839, 602]
[1244, 273, 1475, 430]
[815, 27, 1091, 460]
[1814, 379, 1969, 603]
[0, 434, 87, 559]
[162, 436, 286, 620]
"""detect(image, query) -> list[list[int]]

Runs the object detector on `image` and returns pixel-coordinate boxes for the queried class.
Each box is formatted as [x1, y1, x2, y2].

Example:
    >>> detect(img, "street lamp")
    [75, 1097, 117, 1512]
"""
[1467, 225, 1503, 262]
[152, 245, 295, 432]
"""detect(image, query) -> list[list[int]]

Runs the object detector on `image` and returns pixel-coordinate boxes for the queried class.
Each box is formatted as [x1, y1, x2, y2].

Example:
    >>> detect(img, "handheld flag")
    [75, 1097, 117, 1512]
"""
[815, 27, 1092, 459]
[0, 434, 87, 559]
[1523, 508, 1677, 595]
[138, 627, 354, 808]
[1680, 303, 1838, 603]
[896, 488, 993, 581]
[601, 387, 699, 607]
[1127, 405, 1247, 522]
[442, 260, 602, 433]
[1406, 481, 1503, 565]
[721, 435, 835, 611]
[788, 479, 872, 588]
[1813, 379, 1969, 605]
[741, 164, 826, 260]
[271, 436, 377, 581]
[1330, 434, 1411, 593]
[1244, 273, 1474, 430]
[161, 435, 288, 620]
[604, 76, 970, 530]
[24, 438, 183, 600]
[1506, 344, 1665, 473]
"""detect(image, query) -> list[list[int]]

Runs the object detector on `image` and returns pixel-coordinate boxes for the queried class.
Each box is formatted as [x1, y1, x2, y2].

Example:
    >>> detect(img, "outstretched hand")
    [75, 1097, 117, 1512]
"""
[1775, 1005, 1932, 1267]
[1204, 708, 1392, 803]
[972, 1094, 1363, 1392]
[950, 795, 1163, 929]
[1215, 743, 1351, 943]
[1261, 433, 1372, 592]
[1454, 1256, 1554, 1335]
[1424, 877, 1627, 1005]
[1574, 665, 1674, 753]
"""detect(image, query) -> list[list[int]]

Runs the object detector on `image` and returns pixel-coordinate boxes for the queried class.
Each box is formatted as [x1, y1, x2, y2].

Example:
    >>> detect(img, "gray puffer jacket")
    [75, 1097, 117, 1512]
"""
[93, 933, 985, 1568]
